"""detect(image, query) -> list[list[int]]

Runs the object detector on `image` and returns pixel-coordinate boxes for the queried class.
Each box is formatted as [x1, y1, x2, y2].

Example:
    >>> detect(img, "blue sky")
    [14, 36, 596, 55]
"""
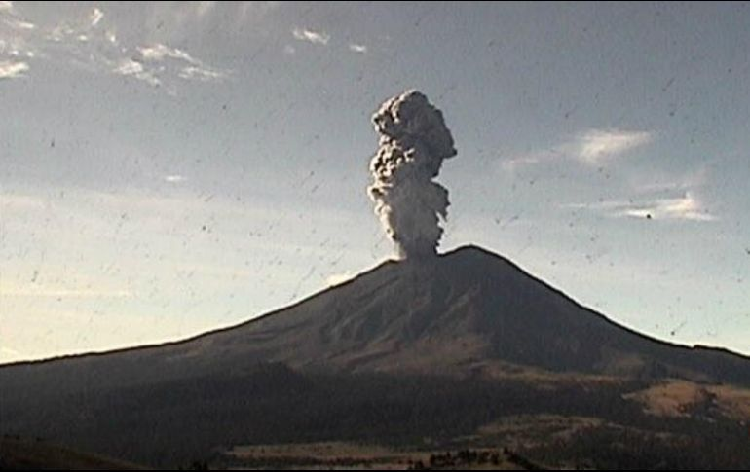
[1, 2, 749, 363]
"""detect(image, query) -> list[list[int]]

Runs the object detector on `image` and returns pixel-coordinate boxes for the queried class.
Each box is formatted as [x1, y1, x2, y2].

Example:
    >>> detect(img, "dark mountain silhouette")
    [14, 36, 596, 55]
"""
[1, 245, 749, 468]
[0, 436, 145, 470]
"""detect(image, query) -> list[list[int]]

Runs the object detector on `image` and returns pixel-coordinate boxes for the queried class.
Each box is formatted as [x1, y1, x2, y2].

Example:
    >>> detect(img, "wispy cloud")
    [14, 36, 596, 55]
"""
[112, 58, 161, 87]
[90, 7, 104, 26]
[2, 6, 228, 90]
[349, 43, 367, 54]
[631, 164, 709, 195]
[0, 59, 28, 79]
[138, 43, 198, 64]
[504, 128, 652, 169]
[112, 42, 228, 87]
[142, 2, 274, 43]
[164, 174, 187, 183]
[0, 0, 35, 31]
[46, 23, 75, 42]
[576, 128, 652, 164]
[564, 192, 716, 222]
[3, 16, 34, 30]
[502, 148, 564, 171]
[136, 43, 228, 83]
[292, 27, 330, 45]
[283, 44, 295, 55]
[622, 193, 716, 222]
[178, 65, 226, 82]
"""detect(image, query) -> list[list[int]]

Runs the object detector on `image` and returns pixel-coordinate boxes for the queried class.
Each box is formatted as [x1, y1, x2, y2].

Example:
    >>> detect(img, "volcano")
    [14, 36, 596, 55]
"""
[2, 245, 750, 469]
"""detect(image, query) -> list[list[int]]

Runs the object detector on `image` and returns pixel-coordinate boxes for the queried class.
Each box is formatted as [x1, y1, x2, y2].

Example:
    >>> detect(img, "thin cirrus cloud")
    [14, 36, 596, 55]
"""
[629, 164, 710, 195]
[138, 43, 199, 63]
[178, 65, 226, 82]
[90, 7, 103, 26]
[577, 128, 652, 164]
[0, 59, 28, 79]
[164, 174, 187, 183]
[126, 43, 229, 85]
[114, 42, 229, 87]
[1, 5, 229, 90]
[349, 43, 367, 54]
[1, 0, 35, 31]
[504, 128, 653, 169]
[3, 16, 35, 30]
[292, 27, 330, 45]
[564, 192, 716, 222]
[112, 58, 161, 87]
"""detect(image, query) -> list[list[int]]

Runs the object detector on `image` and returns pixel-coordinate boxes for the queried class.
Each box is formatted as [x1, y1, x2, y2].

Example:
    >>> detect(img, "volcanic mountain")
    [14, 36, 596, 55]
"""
[2, 245, 750, 468]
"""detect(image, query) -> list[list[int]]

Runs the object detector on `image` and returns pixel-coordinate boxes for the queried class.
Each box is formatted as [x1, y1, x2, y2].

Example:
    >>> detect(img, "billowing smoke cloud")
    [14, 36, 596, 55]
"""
[368, 90, 457, 259]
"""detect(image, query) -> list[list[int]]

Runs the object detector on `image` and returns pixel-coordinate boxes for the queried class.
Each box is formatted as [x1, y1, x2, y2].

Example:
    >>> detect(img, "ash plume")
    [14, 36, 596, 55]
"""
[368, 90, 457, 259]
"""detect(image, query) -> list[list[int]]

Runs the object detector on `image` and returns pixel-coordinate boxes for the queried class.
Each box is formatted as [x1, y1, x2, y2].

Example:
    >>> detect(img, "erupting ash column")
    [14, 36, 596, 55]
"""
[368, 90, 458, 259]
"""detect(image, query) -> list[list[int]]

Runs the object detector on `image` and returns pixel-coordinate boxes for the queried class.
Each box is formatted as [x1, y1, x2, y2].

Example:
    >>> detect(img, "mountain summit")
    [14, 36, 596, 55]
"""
[6, 245, 747, 388]
[184, 244, 749, 382]
[2, 245, 749, 468]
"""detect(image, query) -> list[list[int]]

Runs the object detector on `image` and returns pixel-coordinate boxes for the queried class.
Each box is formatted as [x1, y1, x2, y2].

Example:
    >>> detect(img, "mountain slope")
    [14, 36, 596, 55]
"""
[3, 245, 747, 390]
[188, 244, 748, 382]
[2, 244, 749, 468]
[0, 436, 146, 470]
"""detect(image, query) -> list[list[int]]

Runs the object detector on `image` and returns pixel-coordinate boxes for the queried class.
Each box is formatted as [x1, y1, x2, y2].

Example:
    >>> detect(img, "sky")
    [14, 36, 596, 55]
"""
[1, 1, 749, 364]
